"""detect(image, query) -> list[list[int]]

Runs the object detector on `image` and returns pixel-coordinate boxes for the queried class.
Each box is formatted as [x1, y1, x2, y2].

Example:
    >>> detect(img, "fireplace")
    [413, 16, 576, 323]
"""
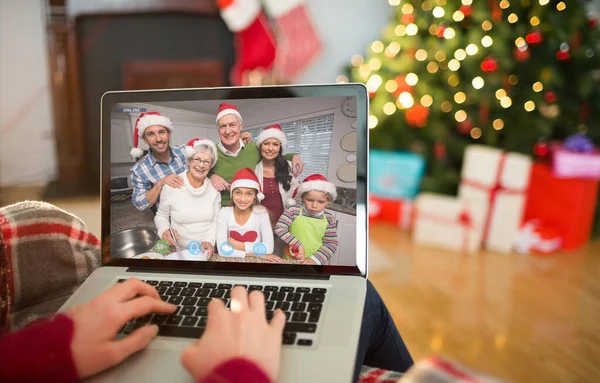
[45, 0, 234, 197]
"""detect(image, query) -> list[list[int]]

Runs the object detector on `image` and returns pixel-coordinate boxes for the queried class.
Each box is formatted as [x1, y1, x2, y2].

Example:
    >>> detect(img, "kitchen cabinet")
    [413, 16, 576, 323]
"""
[170, 122, 209, 148]
[111, 115, 134, 163]
[330, 211, 357, 267]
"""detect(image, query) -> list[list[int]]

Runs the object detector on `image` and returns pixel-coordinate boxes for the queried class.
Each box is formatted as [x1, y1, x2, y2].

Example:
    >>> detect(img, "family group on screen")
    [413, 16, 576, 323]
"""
[124, 103, 339, 265]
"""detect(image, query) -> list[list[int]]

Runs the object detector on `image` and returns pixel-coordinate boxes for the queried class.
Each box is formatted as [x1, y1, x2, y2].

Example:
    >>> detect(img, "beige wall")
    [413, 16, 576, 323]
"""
[0, 0, 56, 187]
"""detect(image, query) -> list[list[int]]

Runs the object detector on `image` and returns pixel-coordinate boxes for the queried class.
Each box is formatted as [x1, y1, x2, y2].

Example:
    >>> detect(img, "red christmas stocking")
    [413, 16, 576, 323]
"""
[217, 0, 277, 85]
[262, 0, 322, 82]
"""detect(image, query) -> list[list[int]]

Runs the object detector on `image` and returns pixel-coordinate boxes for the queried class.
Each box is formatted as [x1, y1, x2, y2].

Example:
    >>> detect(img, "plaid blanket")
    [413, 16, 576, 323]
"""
[0, 201, 101, 332]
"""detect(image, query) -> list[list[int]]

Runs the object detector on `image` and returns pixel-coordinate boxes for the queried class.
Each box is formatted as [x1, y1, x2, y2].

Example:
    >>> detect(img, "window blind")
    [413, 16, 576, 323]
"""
[249, 113, 334, 178]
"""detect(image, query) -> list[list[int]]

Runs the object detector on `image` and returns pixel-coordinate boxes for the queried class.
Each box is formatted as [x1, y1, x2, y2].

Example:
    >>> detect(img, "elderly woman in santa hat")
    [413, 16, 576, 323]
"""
[254, 124, 300, 227]
[154, 138, 221, 257]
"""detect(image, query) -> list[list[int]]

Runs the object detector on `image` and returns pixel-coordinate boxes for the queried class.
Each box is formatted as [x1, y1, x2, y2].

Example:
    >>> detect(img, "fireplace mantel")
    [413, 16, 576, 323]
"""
[65, 0, 218, 19]
[44, 0, 232, 198]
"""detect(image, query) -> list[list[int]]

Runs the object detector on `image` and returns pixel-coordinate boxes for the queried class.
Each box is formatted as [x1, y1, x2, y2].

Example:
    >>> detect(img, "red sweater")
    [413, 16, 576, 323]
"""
[0, 314, 271, 383]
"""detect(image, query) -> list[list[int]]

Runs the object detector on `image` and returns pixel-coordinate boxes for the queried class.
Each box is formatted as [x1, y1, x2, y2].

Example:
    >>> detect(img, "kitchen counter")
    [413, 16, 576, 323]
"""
[111, 200, 155, 234]
[209, 255, 300, 264]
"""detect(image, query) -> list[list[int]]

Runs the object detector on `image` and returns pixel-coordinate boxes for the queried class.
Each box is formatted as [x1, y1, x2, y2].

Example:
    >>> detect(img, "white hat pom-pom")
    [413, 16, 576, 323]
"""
[184, 146, 196, 158]
[257, 192, 265, 202]
[287, 198, 297, 206]
[130, 147, 144, 158]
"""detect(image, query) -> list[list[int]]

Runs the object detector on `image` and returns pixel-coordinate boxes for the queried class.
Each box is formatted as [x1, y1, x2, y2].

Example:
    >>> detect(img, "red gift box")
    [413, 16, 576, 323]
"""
[523, 163, 598, 251]
[369, 196, 413, 230]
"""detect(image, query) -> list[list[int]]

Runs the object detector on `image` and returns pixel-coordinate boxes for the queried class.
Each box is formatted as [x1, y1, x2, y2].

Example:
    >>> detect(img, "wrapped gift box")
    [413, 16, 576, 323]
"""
[458, 145, 532, 254]
[551, 141, 600, 180]
[523, 163, 598, 251]
[369, 149, 425, 200]
[412, 193, 481, 254]
[369, 196, 413, 230]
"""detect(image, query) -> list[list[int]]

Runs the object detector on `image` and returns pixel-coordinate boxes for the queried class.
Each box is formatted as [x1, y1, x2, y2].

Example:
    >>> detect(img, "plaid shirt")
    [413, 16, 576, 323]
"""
[131, 145, 188, 210]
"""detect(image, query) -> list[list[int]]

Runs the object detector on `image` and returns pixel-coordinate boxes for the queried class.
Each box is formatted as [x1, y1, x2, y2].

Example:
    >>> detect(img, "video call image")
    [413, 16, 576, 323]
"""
[109, 96, 358, 266]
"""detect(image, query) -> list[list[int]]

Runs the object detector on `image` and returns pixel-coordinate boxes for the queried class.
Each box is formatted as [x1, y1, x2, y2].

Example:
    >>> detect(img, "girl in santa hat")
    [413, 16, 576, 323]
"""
[254, 124, 300, 227]
[274, 174, 339, 265]
[154, 138, 221, 258]
[216, 168, 284, 263]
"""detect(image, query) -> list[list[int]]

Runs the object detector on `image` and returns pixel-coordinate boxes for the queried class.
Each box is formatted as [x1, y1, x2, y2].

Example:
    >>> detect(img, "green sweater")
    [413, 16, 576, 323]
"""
[212, 142, 295, 206]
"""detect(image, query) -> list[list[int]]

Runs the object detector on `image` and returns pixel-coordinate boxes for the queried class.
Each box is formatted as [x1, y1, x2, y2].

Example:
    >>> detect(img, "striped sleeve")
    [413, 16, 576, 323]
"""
[310, 212, 338, 265]
[274, 206, 302, 250]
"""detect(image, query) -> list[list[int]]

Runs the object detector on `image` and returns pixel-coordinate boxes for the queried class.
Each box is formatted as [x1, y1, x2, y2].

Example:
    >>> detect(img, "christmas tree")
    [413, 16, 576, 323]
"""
[349, 0, 600, 197]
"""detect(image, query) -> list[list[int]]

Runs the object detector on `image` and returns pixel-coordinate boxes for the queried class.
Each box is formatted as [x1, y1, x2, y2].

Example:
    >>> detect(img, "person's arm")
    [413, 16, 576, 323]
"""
[216, 209, 246, 258]
[181, 287, 285, 383]
[154, 186, 173, 238]
[282, 154, 303, 176]
[131, 168, 170, 211]
[245, 211, 274, 254]
[131, 169, 158, 211]
[274, 207, 302, 250]
[216, 209, 229, 252]
[204, 193, 222, 245]
[310, 212, 339, 265]
[199, 358, 272, 383]
[0, 314, 79, 383]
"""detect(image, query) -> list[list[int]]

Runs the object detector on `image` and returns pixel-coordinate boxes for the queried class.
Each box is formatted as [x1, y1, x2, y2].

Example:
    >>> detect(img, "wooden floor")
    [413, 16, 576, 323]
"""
[369, 225, 600, 383]
[2, 187, 600, 382]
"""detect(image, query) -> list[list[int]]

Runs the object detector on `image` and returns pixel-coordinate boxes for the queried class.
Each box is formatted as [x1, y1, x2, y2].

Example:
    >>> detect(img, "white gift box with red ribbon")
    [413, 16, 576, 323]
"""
[514, 219, 562, 254]
[412, 193, 481, 254]
[458, 145, 532, 254]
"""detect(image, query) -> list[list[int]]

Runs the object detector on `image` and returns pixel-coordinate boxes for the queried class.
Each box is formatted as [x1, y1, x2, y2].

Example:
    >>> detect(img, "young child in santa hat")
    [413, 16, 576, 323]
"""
[216, 168, 283, 263]
[274, 174, 339, 265]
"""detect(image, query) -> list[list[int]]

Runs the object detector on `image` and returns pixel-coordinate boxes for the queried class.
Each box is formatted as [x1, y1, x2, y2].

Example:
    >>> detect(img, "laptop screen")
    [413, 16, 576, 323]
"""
[103, 86, 366, 275]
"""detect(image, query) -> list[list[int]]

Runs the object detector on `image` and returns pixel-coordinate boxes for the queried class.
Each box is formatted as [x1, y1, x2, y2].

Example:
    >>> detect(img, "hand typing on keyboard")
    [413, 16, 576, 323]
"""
[66, 278, 177, 379]
[181, 286, 286, 383]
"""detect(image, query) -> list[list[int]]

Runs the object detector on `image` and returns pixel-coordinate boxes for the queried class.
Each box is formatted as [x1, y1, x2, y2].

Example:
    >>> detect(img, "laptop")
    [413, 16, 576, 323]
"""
[59, 84, 369, 383]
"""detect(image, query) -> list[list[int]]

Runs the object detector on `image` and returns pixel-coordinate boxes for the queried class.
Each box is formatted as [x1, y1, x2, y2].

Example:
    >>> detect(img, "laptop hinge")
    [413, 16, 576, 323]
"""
[126, 268, 331, 280]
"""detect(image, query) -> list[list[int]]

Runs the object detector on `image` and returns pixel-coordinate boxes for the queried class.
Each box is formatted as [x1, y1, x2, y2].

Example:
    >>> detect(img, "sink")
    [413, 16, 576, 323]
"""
[333, 198, 356, 209]
[111, 226, 158, 259]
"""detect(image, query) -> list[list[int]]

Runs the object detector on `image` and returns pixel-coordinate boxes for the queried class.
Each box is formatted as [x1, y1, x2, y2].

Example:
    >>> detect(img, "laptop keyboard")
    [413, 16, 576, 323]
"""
[116, 279, 327, 347]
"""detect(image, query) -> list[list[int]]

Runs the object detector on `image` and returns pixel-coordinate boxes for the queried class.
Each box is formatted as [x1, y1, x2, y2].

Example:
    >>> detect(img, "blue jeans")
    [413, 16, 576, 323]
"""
[353, 280, 414, 381]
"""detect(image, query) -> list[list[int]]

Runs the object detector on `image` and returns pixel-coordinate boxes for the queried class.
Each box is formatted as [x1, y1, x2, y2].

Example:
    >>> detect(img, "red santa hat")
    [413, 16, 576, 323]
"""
[130, 112, 174, 158]
[184, 138, 219, 167]
[257, 124, 287, 148]
[216, 102, 243, 126]
[289, 174, 337, 206]
[230, 167, 265, 202]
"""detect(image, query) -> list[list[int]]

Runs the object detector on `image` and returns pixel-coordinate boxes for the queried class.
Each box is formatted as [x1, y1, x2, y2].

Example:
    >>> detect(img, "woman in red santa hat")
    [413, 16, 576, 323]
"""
[254, 124, 300, 227]
[154, 138, 221, 258]
[216, 168, 284, 263]
[274, 174, 339, 265]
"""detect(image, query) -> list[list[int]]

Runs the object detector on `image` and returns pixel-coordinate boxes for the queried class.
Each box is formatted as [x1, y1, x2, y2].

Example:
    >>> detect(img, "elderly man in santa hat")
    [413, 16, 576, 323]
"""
[129, 112, 186, 212]
[209, 102, 304, 207]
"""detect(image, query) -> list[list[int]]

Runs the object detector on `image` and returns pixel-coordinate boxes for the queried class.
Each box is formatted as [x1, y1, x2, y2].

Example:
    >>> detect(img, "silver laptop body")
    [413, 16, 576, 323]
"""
[60, 84, 369, 383]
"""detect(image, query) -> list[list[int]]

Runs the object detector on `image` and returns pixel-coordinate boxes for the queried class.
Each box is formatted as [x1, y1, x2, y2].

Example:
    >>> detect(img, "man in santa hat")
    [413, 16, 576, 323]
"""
[209, 102, 304, 206]
[129, 112, 186, 213]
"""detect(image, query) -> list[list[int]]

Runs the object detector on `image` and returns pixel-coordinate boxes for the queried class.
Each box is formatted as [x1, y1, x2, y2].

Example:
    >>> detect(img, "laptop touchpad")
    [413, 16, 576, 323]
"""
[115, 348, 193, 383]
